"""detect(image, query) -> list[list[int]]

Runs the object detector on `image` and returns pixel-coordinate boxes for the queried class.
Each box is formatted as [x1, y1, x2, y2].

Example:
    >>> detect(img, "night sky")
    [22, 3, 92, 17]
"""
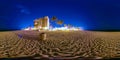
[0, 0, 120, 30]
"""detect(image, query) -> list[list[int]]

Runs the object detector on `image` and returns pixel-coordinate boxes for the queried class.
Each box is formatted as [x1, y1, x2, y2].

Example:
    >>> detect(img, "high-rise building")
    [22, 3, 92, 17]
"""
[34, 16, 49, 30]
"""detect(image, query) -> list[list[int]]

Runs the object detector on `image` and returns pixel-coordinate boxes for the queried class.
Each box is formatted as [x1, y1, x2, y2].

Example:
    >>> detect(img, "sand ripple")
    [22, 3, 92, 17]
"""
[0, 31, 120, 59]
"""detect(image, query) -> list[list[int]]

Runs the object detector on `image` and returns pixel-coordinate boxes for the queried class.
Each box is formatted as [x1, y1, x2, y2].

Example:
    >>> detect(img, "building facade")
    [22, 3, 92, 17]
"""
[34, 16, 49, 30]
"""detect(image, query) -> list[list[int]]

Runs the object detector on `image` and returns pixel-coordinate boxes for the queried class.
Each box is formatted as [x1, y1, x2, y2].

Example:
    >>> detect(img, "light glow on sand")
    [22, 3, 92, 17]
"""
[23, 26, 83, 31]
[50, 27, 82, 31]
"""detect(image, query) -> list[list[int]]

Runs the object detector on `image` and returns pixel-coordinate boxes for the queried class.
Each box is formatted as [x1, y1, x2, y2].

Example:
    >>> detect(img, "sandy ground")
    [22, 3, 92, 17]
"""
[0, 30, 120, 59]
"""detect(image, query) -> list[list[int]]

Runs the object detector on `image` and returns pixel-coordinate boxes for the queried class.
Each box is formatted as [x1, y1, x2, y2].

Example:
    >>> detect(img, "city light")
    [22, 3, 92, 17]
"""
[23, 16, 83, 31]
[23, 26, 83, 31]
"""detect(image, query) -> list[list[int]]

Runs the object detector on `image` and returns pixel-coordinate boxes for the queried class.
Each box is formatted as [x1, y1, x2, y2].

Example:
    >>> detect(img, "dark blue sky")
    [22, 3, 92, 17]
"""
[0, 0, 120, 30]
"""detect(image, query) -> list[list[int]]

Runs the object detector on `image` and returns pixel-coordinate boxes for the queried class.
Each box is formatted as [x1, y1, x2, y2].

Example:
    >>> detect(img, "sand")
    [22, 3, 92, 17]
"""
[0, 30, 120, 59]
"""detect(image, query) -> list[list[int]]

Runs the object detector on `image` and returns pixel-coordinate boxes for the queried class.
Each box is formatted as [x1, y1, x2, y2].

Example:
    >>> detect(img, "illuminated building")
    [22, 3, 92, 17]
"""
[34, 16, 49, 30]
[24, 16, 82, 31]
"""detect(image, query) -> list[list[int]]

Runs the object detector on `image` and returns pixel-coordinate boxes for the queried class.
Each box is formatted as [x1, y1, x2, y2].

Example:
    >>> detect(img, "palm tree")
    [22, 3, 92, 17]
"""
[51, 16, 57, 21]
[56, 20, 63, 25]
[51, 16, 64, 27]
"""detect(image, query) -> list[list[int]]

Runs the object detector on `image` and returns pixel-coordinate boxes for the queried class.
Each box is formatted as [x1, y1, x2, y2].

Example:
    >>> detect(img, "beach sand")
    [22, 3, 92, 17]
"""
[0, 30, 120, 59]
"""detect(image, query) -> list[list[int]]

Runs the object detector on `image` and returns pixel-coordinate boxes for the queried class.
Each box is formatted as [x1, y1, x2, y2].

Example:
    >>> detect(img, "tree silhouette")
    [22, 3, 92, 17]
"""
[51, 16, 57, 21]
[50, 16, 64, 27]
[56, 20, 63, 25]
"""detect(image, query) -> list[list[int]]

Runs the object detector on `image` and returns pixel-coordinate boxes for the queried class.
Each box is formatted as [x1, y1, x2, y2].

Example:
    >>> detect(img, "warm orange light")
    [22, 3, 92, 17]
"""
[23, 26, 81, 31]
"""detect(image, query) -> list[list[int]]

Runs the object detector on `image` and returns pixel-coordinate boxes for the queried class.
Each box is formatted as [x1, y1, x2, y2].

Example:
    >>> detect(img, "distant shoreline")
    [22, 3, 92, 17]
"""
[0, 29, 120, 32]
[0, 29, 20, 32]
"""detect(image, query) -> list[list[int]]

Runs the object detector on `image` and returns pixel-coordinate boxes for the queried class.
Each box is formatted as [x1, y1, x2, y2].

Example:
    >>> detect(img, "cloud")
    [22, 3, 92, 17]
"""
[20, 9, 30, 14]
[16, 4, 30, 14]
